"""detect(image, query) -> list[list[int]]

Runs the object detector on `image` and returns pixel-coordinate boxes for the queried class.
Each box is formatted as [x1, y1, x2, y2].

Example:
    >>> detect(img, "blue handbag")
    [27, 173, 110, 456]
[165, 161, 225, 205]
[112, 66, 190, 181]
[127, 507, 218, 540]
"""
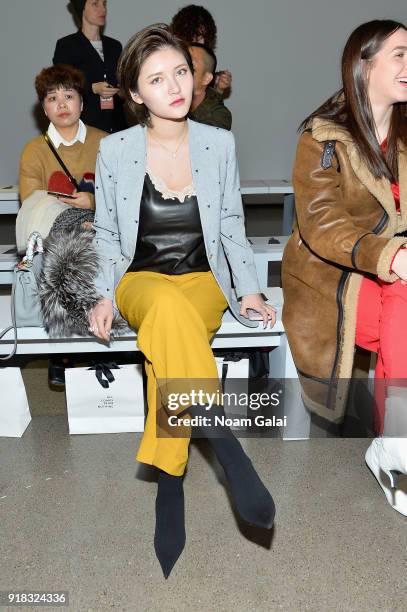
[0, 232, 44, 360]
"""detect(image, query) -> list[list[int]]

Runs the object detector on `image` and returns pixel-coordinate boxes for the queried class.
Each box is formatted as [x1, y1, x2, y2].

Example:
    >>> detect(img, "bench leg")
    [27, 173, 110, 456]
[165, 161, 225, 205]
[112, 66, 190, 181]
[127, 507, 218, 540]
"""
[282, 193, 296, 236]
[268, 335, 311, 440]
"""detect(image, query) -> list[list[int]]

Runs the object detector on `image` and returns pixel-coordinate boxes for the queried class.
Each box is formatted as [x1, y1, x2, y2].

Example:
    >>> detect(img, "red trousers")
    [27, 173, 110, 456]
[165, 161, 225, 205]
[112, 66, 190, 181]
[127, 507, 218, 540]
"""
[355, 275, 407, 433]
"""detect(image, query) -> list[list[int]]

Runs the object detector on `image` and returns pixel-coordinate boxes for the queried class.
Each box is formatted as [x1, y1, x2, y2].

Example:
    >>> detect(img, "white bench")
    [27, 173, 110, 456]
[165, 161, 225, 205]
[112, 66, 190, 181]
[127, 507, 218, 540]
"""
[0, 185, 19, 214]
[0, 184, 294, 285]
[0, 244, 17, 284]
[0, 288, 285, 353]
[0, 235, 289, 287]
[0, 287, 310, 439]
[0, 182, 293, 215]
[248, 235, 288, 289]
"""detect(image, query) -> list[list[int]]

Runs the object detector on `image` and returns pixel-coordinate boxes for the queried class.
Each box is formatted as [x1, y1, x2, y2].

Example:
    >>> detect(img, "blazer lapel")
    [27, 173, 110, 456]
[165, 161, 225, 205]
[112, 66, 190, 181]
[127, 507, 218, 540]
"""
[119, 121, 219, 255]
[117, 126, 146, 254]
[79, 30, 105, 67]
[188, 119, 219, 237]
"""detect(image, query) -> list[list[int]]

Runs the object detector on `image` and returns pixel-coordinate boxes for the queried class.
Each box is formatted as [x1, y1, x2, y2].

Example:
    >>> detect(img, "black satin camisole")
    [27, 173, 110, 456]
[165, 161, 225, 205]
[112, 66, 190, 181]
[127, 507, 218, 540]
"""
[128, 173, 210, 275]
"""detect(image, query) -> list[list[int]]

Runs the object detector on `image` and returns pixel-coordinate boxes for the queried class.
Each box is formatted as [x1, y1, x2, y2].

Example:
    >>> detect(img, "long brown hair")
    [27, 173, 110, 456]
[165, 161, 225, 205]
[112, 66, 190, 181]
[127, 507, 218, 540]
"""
[300, 20, 407, 181]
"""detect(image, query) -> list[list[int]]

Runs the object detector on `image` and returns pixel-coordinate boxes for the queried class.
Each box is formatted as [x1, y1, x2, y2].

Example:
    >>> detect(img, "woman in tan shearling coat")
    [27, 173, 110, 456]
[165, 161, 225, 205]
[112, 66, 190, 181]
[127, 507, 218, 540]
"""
[282, 20, 407, 515]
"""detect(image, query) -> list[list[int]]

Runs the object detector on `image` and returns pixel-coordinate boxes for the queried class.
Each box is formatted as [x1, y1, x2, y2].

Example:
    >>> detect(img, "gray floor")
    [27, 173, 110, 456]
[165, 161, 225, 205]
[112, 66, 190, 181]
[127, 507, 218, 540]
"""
[1, 205, 406, 610]
[1, 409, 406, 611]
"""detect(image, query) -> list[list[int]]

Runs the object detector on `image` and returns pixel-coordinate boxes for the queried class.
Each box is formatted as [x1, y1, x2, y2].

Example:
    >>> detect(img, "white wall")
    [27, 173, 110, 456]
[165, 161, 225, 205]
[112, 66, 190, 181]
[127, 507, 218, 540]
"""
[0, 0, 405, 184]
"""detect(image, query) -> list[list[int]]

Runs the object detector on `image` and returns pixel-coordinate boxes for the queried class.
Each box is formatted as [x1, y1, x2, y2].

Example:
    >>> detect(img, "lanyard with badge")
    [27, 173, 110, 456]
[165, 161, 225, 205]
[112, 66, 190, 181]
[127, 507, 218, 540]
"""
[100, 71, 115, 110]
[94, 38, 115, 110]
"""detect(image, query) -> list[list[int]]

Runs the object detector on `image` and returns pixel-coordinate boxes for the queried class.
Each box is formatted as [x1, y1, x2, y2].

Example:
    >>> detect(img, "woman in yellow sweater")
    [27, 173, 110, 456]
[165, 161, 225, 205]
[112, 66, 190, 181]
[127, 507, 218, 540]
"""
[18, 64, 106, 252]
[18, 64, 106, 386]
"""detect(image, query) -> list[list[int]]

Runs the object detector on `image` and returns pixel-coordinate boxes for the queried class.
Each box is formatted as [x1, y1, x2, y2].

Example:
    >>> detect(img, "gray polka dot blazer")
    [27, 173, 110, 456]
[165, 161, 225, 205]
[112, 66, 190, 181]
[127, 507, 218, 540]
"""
[93, 119, 260, 328]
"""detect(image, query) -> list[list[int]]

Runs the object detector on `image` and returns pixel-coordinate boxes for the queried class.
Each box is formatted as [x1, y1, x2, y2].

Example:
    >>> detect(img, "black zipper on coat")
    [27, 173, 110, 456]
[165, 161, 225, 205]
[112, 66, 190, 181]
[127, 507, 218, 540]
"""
[327, 209, 388, 406]
[329, 270, 349, 381]
[372, 211, 388, 235]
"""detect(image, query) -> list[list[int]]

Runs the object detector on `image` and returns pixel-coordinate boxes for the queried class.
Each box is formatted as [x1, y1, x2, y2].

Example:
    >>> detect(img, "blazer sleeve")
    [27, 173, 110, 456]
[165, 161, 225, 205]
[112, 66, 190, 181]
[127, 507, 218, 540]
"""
[53, 38, 76, 67]
[294, 132, 407, 282]
[220, 132, 260, 297]
[53, 37, 94, 96]
[93, 141, 122, 301]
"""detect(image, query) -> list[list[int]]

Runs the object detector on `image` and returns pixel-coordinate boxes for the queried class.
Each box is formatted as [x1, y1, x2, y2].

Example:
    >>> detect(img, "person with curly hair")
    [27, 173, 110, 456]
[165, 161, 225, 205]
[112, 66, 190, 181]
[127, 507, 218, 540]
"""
[170, 3, 217, 49]
[170, 4, 232, 96]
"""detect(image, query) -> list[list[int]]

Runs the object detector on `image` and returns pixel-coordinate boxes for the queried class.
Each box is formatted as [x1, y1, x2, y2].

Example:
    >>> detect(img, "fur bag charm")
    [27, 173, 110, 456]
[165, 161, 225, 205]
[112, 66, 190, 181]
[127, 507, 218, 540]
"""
[40, 227, 128, 337]
[0, 228, 128, 360]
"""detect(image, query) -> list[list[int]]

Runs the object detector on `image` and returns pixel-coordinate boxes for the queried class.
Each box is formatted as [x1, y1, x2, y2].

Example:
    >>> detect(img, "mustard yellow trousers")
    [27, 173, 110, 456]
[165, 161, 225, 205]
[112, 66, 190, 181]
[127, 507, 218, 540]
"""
[115, 271, 228, 476]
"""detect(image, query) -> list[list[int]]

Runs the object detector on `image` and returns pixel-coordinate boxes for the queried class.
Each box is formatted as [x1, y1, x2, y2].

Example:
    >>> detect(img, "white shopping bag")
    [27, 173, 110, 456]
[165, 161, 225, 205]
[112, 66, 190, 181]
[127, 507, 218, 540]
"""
[0, 367, 31, 437]
[65, 363, 145, 434]
[215, 356, 249, 428]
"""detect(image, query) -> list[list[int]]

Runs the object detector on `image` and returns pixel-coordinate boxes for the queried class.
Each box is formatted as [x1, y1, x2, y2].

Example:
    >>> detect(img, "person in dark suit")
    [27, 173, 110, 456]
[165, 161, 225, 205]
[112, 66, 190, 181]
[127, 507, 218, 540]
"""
[53, 0, 126, 134]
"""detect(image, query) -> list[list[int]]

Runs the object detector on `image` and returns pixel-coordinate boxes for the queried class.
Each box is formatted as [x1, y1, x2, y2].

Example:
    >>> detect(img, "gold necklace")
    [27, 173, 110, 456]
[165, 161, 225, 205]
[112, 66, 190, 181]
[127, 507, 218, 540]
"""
[148, 125, 188, 159]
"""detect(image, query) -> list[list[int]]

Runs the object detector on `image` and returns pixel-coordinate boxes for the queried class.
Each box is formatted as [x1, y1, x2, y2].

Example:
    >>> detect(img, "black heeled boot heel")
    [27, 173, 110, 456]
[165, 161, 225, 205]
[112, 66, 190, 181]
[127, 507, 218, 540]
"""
[188, 404, 275, 529]
[154, 470, 186, 579]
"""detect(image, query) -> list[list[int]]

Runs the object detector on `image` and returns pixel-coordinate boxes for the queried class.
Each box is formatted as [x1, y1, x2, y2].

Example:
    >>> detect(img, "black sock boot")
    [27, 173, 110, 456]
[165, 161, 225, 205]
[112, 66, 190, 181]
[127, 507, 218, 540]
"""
[154, 470, 186, 579]
[188, 404, 275, 529]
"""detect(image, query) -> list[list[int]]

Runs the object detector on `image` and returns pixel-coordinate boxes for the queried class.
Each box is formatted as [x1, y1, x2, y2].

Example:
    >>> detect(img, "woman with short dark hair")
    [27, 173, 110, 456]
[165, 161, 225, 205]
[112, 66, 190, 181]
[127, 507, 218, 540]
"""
[88, 24, 276, 577]
[18, 64, 106, 248]
[282, 20, 407, 515]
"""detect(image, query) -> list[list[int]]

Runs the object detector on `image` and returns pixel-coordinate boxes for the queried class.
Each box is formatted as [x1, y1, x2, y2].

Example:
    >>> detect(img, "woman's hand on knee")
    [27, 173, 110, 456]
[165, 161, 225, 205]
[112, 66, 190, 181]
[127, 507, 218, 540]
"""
[240, 294, 277, 329]
[88, 297, 114, 341]
[391, 249, 407, 281]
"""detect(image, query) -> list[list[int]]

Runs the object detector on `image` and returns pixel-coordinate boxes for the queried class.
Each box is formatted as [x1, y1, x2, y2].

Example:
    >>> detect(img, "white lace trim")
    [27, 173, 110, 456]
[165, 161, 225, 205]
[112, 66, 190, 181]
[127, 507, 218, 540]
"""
[146, 167, 196, 203]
